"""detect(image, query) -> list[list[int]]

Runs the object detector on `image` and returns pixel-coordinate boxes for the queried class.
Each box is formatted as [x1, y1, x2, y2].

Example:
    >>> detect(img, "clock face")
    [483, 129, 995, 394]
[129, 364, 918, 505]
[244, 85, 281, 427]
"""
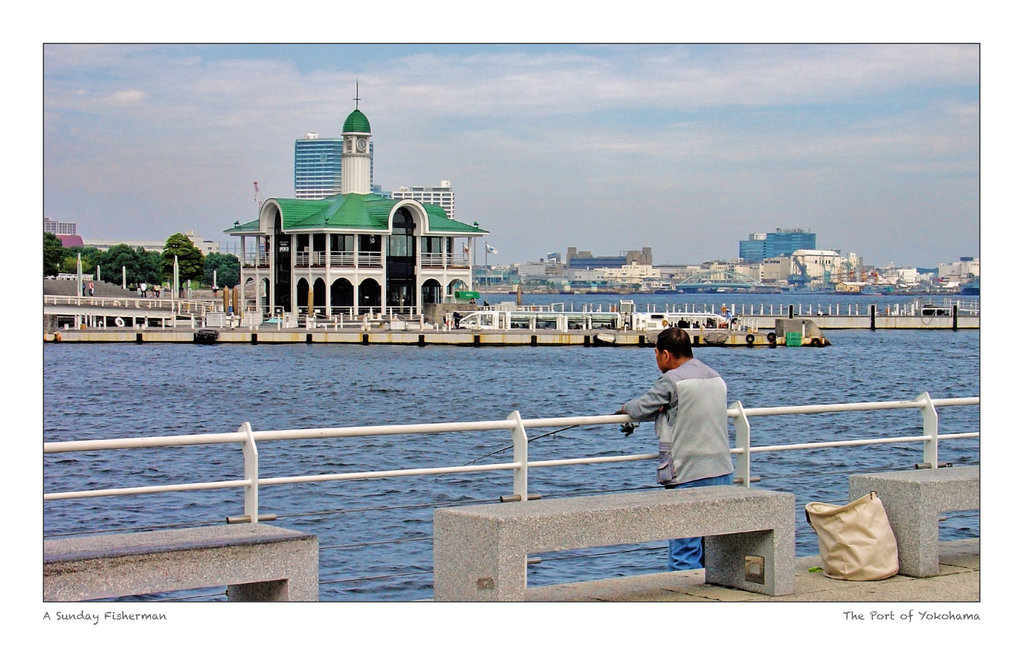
[357, 138, 367, 152]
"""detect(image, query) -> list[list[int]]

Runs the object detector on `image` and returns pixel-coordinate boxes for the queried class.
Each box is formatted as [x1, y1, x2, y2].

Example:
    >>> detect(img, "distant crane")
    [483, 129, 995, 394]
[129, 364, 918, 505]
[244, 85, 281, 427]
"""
[253, 181, 264, 212]
[789, 256, 809, 287]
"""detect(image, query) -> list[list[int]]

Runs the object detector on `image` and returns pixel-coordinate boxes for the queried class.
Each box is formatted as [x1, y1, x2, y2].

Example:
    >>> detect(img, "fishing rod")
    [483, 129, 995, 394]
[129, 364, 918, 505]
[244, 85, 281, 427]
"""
[463, 423, 580, 466]
[463, 419, 639, 466]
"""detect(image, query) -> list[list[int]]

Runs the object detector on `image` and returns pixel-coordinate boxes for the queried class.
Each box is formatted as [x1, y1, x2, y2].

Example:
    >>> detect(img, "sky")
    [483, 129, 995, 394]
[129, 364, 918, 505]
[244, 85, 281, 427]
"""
[42, 42, 981, 269]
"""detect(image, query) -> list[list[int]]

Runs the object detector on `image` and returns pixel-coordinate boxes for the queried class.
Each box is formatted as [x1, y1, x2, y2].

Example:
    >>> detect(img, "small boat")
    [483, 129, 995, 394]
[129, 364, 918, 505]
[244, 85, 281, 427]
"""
[630, 311, 727, 331]
[920, 304, 952, 317]
[193, 329, 220, 344]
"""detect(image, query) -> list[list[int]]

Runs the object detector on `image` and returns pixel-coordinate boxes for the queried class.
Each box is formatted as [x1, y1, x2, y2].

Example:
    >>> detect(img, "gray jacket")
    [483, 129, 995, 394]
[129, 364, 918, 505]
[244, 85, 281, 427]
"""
[622, 358, 733, 485]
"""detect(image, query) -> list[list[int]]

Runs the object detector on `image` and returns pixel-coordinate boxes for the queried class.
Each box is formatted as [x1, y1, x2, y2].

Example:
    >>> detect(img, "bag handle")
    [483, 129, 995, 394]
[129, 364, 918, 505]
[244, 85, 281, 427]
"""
[804, 491, 878, 525]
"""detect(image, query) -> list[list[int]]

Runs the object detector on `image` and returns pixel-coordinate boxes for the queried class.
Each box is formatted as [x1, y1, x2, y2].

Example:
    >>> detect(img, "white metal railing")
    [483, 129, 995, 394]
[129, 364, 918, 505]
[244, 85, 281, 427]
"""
[419, 252, 471, 268]
[43, 392, 978, 523]
[241, 251, 271, 267]
[289, 250, 473, 269]
[419, 252, 445, 267]
[294, 250, 384, 268]
[43, 295, 183, 310]
[703, 299, 980, 318]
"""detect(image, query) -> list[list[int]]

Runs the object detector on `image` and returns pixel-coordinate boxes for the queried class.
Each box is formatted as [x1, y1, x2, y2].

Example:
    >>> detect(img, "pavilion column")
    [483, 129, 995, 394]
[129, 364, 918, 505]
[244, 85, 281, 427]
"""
[324, 234, 332, 316]
[290, 234, 298, 316]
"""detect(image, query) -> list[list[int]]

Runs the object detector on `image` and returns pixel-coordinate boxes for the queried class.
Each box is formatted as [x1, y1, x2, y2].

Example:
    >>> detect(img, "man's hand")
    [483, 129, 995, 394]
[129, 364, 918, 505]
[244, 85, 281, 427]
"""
[614, 407, 636, 436]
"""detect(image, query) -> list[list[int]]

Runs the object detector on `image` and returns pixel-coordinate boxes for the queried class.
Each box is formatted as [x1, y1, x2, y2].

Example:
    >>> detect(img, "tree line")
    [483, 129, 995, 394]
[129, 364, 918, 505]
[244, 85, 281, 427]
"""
[44, 232, 240, 289]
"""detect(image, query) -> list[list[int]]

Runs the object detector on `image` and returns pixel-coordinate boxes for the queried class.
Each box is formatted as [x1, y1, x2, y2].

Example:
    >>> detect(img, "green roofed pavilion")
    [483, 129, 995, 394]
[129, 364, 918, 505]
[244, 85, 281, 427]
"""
[224, 97, 488, 317]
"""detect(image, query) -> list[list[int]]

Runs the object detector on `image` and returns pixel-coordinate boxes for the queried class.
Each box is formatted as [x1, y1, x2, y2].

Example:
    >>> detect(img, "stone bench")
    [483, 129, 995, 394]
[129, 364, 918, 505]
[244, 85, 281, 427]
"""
[849, 466, 979, 577]
[433, 486, 794, 601]
[44, 523, 319, 601]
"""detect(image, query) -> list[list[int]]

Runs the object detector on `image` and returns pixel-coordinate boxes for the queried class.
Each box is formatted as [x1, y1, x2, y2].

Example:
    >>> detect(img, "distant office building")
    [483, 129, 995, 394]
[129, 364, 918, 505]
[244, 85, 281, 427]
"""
[44, 217, 83, 247]
[392, 181, 456, 219]
[760, 256, 791, 285]
[184, 231, 221, 256]
[294, 133, 343, 199]
[938, 256, 980, 281]
[739, 228, 816, 262]
[44, 216, 77, 236]
[565, 246, 652, 269]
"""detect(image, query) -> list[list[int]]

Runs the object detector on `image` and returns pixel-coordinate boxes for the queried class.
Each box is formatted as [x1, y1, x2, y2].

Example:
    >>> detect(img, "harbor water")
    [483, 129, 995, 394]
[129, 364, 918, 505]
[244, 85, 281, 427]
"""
[42, 294, 981, 601]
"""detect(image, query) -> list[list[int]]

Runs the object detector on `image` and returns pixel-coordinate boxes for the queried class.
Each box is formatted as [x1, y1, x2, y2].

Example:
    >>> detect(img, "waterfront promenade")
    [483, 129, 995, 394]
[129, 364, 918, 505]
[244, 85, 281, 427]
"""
[526, 539, 979, 602]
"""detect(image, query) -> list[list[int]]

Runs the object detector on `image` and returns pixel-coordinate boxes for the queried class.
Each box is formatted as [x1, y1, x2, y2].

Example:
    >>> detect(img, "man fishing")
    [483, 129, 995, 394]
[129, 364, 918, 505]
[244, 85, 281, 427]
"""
[616, 326, 734, 570]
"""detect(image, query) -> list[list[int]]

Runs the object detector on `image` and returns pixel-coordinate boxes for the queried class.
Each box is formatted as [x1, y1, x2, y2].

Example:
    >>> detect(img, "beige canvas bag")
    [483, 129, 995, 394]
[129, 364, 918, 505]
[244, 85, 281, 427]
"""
[805, 491, 899, 581]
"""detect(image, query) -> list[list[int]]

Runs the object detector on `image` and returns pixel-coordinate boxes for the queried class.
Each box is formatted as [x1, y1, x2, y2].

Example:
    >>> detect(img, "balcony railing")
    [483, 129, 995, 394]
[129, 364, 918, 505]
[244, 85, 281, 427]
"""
[286, 251, 472, 270]
[241, 252, 270, 268]
[293, 251, 383, 269]
[420, 252, 470, 269]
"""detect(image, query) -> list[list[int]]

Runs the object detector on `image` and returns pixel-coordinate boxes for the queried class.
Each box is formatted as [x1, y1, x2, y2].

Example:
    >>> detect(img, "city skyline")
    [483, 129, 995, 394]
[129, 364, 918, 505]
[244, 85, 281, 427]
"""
[44, 44, 979, 269]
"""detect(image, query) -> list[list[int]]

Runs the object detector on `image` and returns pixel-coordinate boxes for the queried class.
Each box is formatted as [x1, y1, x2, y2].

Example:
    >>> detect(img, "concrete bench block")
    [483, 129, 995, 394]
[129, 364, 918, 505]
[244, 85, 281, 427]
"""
[44, 523, 318, 601]
[433, 486, 794, 601]
[849, 466, 979, 578]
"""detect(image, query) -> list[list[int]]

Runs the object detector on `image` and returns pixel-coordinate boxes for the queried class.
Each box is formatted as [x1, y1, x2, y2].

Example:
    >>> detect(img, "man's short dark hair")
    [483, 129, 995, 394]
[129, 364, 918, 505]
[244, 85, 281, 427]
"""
[656, 327, 693, 358]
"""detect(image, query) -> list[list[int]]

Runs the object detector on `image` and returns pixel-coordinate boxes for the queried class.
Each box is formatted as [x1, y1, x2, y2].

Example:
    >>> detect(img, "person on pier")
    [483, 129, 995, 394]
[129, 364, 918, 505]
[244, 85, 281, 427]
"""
[615, 327, 735, 570]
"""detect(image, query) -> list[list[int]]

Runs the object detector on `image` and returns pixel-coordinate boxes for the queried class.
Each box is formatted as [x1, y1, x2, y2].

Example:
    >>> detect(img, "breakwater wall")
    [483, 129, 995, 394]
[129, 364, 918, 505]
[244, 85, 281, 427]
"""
[47, 328, 644, 346]
[45, 315, 975, 347]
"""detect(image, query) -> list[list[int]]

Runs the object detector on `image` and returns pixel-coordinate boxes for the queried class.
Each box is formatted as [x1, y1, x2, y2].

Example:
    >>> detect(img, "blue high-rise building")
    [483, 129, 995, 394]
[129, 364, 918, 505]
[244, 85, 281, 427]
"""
[294, 132, 343, 199]
[739, 229, 816, 262]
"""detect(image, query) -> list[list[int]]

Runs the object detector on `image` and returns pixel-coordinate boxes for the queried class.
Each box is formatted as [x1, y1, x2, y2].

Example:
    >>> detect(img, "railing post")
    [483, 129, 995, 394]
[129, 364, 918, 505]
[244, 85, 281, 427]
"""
[916, 392, 939, 469]
[241, 422, 259, 522]
[508, 410, 528, 501]
[730, 401, 752, 487]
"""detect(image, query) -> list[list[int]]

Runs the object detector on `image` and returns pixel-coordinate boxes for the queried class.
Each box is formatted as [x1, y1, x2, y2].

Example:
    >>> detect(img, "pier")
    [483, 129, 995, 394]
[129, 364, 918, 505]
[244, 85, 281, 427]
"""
[43, 297, 977, 346]
[44, 397, 980, 603]
[46, 327, 806, 347]
[43, 276, 979, 345]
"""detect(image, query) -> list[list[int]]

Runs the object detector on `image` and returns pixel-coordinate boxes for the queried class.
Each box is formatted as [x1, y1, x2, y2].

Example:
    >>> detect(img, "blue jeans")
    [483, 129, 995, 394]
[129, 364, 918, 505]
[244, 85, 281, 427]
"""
[666, 472, 734, 571]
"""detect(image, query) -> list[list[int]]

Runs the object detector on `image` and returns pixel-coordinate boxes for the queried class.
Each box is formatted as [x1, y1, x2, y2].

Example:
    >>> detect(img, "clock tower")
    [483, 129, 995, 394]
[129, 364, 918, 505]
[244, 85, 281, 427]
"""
[340, 87, 372, 195]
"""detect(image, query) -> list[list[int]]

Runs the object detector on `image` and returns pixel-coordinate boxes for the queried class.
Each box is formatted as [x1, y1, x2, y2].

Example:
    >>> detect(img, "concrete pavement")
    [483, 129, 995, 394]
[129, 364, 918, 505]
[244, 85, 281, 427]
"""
[524, 539, 978, 602]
